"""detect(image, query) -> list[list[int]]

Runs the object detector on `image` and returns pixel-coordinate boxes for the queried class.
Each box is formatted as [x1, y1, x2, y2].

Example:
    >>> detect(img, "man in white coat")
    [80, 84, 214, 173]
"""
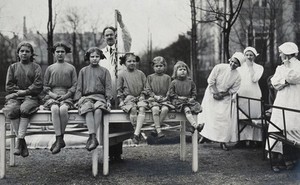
[101, 10, 132, 163]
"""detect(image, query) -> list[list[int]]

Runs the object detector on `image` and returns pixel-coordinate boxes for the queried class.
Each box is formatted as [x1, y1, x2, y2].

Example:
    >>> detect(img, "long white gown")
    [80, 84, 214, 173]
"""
[267, 57, 300, 153]
[232, 62, 264, 142]
[198, 64, 241, 142]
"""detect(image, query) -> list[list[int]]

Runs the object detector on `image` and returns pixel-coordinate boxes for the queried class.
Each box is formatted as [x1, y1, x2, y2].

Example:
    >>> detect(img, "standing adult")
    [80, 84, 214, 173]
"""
[101, 10, 132, 163]
[2, 42, 43, 157]
[268, 42, 300, 171]
[234, 47, 264, 147]
[198, 52, 245, 151]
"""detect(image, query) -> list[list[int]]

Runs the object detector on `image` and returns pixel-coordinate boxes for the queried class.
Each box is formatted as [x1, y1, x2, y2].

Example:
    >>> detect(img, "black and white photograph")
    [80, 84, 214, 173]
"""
[0, 0, 299, 184]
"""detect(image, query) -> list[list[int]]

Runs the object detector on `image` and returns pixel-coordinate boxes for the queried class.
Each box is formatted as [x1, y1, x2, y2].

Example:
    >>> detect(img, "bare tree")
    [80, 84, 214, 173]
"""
[63, 7, 82, 68]
[37, 0, 56, 65]
[197, 0, 244, 62]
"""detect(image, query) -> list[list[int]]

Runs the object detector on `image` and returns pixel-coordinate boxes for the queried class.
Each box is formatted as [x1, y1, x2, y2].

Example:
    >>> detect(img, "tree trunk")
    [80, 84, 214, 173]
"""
[47, 0, 54, 65]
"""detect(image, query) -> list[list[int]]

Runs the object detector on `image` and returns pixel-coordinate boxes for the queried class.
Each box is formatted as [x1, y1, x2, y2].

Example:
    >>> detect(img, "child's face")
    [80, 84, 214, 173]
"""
[89, 51, 101, 66]
[125, 55, 137, 71]
[18, 46, 32, 62]
[153, 63, 165, 75]
[54, 46, 66, 62]
[176, 66, 187, 78]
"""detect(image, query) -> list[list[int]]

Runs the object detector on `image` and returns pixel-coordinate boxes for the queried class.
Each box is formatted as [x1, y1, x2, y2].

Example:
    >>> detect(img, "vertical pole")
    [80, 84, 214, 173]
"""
[10, 124, 15, 166]
[114, 9, 118, 108]
[103, 114, 109, 176]
[180, 121, 186, 161]
[0, 114, 6, 179]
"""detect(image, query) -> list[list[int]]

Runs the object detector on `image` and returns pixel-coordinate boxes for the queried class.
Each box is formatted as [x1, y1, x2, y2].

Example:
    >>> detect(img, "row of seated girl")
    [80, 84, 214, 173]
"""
[2, 41, 203, 158]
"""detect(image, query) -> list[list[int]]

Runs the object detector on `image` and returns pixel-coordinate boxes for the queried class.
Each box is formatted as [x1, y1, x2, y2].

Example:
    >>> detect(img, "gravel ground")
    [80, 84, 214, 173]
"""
[1, 140, 300, 185]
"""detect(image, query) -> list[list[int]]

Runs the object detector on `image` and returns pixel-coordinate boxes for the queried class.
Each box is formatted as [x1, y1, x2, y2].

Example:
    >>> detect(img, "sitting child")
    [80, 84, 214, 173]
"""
[145, 56, 174, 138]
[74, 47, 112, 151]
[42, 42, 77, 154]
[117, 53, 147, 144]
[168, 61, 203, 133]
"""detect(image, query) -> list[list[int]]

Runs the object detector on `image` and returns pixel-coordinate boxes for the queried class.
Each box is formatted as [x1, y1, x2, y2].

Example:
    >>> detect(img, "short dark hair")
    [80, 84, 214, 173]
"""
[16, 41, 36, 62]
[50, 42, 72, 54]
[102, 26, 116, 36]
[119, 53, 140, 65]
[84, 47, 106, 61]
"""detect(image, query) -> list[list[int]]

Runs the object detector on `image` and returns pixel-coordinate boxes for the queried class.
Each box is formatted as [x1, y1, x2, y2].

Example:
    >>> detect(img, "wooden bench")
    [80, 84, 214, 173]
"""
[265, 104, 300, 169]
[0, 109, 199, 179]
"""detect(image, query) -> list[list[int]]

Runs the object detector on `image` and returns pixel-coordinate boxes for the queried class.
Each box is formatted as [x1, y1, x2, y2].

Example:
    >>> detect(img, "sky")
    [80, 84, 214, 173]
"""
[0, 0, 191, 53]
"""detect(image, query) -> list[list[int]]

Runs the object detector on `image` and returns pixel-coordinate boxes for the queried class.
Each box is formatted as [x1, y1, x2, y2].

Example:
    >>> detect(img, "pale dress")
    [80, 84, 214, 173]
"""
[267, 57, 300, 154]
[199, 64, 241, 143]
[232, 62, 264, 142]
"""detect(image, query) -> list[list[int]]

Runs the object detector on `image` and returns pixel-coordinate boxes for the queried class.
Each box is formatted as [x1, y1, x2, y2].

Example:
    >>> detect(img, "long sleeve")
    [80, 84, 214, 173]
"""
[74, 70, 83, 101]
[117, 73, 125, 100]
[43, 67, 51, 93]
[145, 76, 155, 97]
[207, 66, 219, 94]
[168, 81, 177, 99]
[67, 67, 77, 95]
[250, 64, 264, 83]
[191, 81, 197, 99]
[105, 69, 113, 100]
[5, 65, 19, 93]
[121, 26, 132, 52]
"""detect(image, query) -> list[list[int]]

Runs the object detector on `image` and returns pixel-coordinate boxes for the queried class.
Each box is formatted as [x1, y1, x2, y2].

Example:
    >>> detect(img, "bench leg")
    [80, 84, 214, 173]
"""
[180, 121, 186, 161]
[10, 124, 15, 167]
[0, 115, 6, 179]
[103, 115, 109, 176]
[92, 125, 101, 177]
[192, 131, 198, 172]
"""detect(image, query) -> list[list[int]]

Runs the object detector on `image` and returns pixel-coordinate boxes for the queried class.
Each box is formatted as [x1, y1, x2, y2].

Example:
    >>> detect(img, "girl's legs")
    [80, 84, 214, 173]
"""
[85, 110, 100, 151]
[88, 109, 102, 151]
[51, 104, 67, 154]
[184, 107, 203, 133]
[129, 107, 137, 129]
[17, 117, 30, 157]
[10, 118, 20, 137]
[59, 104, 69, 135]
[151, 106, 162, 134]
[133, 107, 146, 144]
[10, 118, 21, 155]
[159, 106, 169, 124]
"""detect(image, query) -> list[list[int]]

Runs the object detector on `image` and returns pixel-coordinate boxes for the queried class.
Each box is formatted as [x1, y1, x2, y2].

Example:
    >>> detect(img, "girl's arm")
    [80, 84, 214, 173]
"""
[5, 65, 19, 94]
[74, 70, 83, 101]
[117, 73, 125, 105]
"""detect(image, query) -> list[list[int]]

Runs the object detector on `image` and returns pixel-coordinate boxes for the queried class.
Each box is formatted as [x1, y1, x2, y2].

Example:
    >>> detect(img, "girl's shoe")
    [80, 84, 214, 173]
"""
[20, 138, 29, 157]
[87, 133, 99, 151]
[13, 138, 22, 156]
[132, 134, 140, 144]
[157, 132, 165, 139]
[196, 124, 204, 132]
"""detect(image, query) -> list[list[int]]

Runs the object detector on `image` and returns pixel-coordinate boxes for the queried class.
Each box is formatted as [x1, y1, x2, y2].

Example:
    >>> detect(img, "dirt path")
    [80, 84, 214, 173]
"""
[1, 143, 299, 185]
